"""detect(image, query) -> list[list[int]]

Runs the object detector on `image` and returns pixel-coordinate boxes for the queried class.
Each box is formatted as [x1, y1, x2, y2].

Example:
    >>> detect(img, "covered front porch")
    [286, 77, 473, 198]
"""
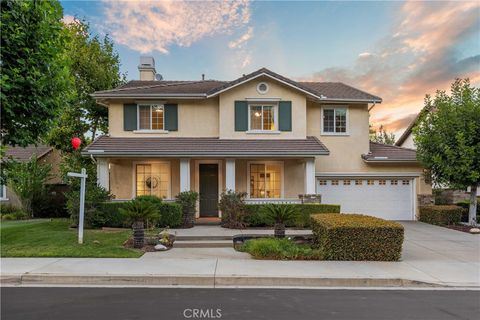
[97, 157, 318, 218]
[85, 136, 329, 217]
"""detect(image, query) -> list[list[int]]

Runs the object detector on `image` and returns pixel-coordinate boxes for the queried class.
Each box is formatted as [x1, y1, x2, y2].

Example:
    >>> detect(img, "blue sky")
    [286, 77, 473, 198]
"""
[61, 0, 479, 135]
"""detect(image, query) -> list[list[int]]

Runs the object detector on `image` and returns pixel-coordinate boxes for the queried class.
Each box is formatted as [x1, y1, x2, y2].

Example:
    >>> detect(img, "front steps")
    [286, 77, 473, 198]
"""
[174, 234, 233, 248]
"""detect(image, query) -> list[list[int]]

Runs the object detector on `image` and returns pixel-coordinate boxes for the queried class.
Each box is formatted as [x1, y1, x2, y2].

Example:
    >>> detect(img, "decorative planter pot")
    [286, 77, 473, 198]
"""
[274, 223, 286, 238]
[182, 207, 195, 228]
[132, 221, 145, 248]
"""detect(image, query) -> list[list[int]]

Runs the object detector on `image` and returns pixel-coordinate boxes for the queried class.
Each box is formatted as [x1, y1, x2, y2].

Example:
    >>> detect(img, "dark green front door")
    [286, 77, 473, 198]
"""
[199, 164, 219, 217]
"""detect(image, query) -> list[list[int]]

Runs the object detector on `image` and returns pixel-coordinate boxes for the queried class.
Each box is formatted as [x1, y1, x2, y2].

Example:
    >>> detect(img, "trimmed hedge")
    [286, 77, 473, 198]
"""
[158, 202, 183, 228]
[244, 204, 340, 228]
[419, 205, 464, 225]
[311, 213, 404, 261]
[97, 201, 182, 228]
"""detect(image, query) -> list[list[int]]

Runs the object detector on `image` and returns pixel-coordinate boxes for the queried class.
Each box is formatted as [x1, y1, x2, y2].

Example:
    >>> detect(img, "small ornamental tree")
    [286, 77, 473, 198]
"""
[414, 79, 480, 225]
[370, 125, 396, 145]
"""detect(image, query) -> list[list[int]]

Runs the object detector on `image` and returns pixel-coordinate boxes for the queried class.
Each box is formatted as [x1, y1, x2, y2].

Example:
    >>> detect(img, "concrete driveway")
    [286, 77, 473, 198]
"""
[399, 222, 479, 286]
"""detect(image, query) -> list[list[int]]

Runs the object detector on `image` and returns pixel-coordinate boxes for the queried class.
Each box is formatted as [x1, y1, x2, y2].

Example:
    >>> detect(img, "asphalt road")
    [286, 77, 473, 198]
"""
[1, 287, 479, 320]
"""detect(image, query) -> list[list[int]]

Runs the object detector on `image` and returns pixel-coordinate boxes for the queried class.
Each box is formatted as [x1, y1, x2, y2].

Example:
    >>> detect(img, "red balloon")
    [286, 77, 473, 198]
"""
[71, 137, 81, 150]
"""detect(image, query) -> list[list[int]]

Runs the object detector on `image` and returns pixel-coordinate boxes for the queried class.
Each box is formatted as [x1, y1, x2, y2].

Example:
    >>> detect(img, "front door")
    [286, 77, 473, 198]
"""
[199, 164, 219, 217]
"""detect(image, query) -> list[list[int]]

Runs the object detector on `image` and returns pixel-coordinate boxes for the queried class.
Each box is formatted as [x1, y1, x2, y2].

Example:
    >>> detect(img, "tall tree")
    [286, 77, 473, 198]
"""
[370, 125, 396, 145]
[47, 18, 126, 152]
[1, 0, 72, 147]
[414, 79, 480, 225]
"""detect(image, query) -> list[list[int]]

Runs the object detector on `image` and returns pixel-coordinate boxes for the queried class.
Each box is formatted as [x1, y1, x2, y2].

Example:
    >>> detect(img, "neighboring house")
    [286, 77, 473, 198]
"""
[83, 56, 432, 221]
[396, 111, 479, 197]
[1, 145, 63, 207]
[395, 114, 420, 149]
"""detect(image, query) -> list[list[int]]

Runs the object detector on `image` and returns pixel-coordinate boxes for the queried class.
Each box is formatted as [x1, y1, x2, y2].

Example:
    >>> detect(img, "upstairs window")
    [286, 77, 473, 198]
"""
[322, 107, 348, 134]
[249, 105, 276, 131]
[138, 104, 164, 130]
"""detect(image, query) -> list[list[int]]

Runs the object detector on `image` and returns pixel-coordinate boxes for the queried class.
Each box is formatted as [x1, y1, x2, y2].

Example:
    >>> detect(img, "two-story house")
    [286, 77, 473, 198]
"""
[83, 57, 431, 221]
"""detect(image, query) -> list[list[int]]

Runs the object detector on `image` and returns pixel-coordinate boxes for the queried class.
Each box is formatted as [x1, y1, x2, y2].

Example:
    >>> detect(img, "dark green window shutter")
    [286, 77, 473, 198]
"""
[234, 101, 248, 131]
[279, 101, 292, 131]
[123, 104, 137, 131]
[164, 104, 178, 131]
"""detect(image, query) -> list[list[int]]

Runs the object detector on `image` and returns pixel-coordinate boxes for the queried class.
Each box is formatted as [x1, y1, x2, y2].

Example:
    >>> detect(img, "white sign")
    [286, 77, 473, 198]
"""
[67, 168, 88, 244]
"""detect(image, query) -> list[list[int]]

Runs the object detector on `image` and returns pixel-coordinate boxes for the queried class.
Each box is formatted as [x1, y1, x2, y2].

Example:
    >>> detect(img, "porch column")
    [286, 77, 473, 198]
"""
[225, 158, 236, 192]
[180, 158, 191, 192]
[304, 158, 316, 194]
[97, 158, 109, 191]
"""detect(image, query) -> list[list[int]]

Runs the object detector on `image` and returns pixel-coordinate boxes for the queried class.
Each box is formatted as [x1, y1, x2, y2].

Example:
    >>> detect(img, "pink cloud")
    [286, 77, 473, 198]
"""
[298, 0, 479, 138]
[101, 0, 251, 54]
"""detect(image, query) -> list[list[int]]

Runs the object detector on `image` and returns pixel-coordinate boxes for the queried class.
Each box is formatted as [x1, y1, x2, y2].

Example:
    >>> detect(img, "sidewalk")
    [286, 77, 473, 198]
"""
[1, 222, 479, 288]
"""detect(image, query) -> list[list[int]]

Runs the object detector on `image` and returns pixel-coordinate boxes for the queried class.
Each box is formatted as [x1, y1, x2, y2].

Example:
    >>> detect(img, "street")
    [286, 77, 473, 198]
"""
[1, 287, 479, 320]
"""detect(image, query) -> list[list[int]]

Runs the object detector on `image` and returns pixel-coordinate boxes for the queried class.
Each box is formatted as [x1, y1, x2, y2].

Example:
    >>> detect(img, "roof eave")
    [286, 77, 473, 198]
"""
[91, 93, 208, 99]
[81, 151, 330, 157]
[362, 158, 419, 164]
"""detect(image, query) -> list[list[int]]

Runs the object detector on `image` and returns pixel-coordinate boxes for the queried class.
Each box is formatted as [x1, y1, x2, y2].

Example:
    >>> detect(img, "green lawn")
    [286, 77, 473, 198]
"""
[1, 219, 142, 258]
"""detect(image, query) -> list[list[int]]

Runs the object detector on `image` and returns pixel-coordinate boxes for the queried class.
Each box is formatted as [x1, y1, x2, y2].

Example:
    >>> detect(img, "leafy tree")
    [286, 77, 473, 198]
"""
[414, 79, 480, 225]
[1, 0, 72, 147]
[3, 156, 52, 216]
[370, 125, 396, 145]
[47, 18, 126, 152]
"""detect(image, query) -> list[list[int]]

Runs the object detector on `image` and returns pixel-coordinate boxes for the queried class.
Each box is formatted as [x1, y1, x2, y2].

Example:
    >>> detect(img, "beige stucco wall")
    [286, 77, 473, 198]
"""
[307, 102, 370, 172]
[218, 76, 307, 139]
[107, 98, 219, 137]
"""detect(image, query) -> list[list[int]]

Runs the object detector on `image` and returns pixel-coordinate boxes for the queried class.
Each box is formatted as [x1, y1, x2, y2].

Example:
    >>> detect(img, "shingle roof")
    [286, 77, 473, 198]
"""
[4, 145, 52, 162]
[82, 136, 329, 157]
[362, 142, 417, 162]
[92, 67, 382, 103]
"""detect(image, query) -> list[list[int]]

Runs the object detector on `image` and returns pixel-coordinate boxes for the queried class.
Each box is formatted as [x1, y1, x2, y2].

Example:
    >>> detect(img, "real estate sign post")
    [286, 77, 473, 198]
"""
[67, 168, 88, 244]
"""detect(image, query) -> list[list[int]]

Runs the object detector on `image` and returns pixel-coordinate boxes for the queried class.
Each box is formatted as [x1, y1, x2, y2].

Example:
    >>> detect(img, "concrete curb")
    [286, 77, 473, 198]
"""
[1, 274, 449, 288]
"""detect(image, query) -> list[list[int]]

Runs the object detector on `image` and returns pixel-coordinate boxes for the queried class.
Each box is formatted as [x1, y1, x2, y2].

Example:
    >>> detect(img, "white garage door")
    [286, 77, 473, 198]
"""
[316, 178, 415, 220]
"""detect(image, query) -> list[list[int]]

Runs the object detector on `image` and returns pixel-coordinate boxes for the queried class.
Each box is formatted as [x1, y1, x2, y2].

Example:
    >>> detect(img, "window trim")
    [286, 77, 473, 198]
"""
[247, 103, 279, 133]
[132, 161, 171, 199]
[0, 184, 8, 201]
[321, 105, 349, 135]
[135, 104, 167, 133]
[247, 160, 284, 199]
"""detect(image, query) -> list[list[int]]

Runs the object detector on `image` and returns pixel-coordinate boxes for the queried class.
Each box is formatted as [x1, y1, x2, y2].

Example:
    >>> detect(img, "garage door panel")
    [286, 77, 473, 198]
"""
[317, 179, 414, 220]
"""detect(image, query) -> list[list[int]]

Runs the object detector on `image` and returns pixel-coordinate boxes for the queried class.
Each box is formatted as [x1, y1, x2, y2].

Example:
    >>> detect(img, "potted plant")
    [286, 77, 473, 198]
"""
[119, 200, 160, 248]
[175, 191, 199, 228]
[262, 204, 299, 238]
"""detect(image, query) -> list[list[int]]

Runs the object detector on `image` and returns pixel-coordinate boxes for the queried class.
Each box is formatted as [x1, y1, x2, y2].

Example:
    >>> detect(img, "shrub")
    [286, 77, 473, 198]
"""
[456, 198, 480, 222]
[158, 202, 182, 228]
[66, 184, 110, 228]
[0, 209, 29, 220]
[261, 204, 299, 238]
[219, 190, 248, 229]
[119, 200, 160, 227]
[311, 213, 404, 261]
[3, 156, 52, 216]
[136, 195, 163, 206]
[175, 191, 198, 228]
[244, 204, 341, 228]
[419, 205, 464, 225]
[0, 203, 19, 214]
[97, 202, 128, 228]
[241, 238, 322, 260]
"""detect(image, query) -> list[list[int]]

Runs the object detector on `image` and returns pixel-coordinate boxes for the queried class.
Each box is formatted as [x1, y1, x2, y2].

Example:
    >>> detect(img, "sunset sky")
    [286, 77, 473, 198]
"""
[61, 0, 479, 138]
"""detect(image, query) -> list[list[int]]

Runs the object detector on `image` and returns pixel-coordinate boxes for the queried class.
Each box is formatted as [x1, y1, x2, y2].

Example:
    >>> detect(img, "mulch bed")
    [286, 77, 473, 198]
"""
[444, 225, 479, 234]
[123, 239, 158, 252]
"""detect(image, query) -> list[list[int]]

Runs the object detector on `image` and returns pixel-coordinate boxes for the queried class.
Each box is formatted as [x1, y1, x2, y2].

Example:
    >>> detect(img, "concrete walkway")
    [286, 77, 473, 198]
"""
[1, 222, 478, 288]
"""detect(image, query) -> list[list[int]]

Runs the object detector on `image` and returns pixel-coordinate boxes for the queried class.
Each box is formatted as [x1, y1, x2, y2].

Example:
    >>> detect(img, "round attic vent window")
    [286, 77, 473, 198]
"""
[257, 82, 269, 94]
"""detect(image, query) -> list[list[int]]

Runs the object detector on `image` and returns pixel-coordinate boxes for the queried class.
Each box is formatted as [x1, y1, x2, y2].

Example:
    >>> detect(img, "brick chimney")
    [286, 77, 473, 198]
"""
[138, 56, 156, 81]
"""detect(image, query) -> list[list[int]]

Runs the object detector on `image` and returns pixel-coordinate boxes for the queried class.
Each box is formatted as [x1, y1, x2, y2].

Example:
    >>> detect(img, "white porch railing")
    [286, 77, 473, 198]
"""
[245, 198, 302, 204]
